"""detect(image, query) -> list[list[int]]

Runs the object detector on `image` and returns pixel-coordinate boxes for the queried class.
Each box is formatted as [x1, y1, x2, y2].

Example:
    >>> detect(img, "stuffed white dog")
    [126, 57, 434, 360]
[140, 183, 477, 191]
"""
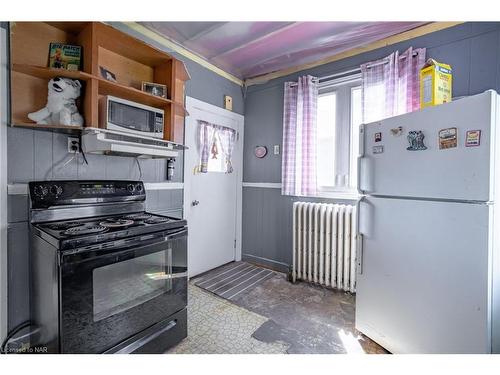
[28, 77, 84, 127]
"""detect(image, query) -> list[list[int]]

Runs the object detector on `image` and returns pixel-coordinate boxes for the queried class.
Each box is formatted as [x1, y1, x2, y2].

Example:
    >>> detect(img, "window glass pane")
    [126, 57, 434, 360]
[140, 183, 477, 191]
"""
[207, 134, 227, 173]
[349, 86, 362, 188]
[316, 93, 336, 187]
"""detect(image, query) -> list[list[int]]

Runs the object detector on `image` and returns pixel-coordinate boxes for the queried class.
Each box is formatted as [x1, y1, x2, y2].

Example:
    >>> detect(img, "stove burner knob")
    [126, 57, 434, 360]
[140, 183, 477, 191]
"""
[34, 185, 48, 197]
[136, 184, 143, 192]
[50, 185, 63, 196]
[127, 184, 135, 192]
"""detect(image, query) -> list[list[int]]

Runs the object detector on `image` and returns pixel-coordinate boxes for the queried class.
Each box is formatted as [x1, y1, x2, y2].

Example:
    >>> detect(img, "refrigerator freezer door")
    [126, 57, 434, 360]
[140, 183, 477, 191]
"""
[356, 196, 492, 353]
[359, 91, 496, 201]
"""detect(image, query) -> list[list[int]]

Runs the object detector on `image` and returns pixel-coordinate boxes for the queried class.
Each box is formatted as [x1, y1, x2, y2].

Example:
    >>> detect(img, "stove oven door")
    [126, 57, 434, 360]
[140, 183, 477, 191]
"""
[59, 227, 187, 353]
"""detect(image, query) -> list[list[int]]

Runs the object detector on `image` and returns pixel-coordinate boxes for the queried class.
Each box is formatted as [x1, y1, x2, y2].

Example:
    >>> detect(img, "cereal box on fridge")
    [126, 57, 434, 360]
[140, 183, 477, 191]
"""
[420, 58, 452, 109]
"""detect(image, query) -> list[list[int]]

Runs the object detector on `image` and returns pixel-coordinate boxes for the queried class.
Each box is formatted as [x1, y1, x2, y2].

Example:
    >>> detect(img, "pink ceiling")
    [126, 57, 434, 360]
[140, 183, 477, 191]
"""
[139, 22, 428, 79]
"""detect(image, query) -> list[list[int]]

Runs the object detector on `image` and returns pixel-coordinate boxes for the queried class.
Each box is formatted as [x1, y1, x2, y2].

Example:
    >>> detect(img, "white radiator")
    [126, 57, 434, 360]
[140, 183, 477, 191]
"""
[292, 202, 357, 293]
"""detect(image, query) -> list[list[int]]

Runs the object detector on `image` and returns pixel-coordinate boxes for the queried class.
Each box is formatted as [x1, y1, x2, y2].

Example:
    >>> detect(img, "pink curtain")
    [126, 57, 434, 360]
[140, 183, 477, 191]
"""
[282, 75, 318, 196]
[361, 47, 426, 124]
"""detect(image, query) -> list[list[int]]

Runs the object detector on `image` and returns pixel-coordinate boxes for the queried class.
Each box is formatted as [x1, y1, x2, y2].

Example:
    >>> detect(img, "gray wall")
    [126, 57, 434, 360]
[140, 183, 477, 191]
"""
[242, 22, 500, 271]
[3, 22, 244, 331]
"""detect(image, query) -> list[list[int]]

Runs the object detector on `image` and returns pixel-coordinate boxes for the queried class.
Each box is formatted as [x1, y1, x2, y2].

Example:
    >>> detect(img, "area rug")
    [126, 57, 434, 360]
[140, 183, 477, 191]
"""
[193, 261, 275, 301]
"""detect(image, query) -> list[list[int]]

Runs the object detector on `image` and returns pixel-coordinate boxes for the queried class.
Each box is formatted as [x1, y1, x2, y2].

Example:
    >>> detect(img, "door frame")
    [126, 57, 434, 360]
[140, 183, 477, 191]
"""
[0, 24, 9, 343]
[183, 96, 244, 271]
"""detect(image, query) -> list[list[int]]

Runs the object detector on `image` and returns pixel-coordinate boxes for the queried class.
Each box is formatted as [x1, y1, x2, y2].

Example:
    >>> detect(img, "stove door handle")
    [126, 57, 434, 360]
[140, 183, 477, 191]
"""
[164, 228, 188, 242]
[109, 319, 178, 354]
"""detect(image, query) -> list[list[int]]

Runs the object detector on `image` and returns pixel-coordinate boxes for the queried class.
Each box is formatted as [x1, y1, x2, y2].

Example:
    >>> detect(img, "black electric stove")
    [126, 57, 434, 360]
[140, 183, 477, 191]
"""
[29, 180, 188, 354]
[33, 211, 187, 251]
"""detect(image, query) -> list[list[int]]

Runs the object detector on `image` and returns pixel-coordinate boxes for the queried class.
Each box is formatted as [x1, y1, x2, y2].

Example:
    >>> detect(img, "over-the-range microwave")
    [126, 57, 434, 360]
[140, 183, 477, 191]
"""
[99, 95, 164, 139]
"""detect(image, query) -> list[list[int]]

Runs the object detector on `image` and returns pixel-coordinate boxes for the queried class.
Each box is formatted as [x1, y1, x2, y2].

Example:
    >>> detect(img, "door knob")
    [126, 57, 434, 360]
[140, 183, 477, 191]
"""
[192, 200, 200, 206]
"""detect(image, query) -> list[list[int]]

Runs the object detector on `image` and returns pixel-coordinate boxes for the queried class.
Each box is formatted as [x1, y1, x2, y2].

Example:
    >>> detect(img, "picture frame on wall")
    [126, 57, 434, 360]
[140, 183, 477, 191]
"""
[142, 81, 167, 98]
[99, 66, 117, 82]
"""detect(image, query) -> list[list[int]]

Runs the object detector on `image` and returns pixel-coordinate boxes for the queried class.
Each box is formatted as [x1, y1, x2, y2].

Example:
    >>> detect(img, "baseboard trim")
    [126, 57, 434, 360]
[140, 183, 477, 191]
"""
[242, 254, 290, 274]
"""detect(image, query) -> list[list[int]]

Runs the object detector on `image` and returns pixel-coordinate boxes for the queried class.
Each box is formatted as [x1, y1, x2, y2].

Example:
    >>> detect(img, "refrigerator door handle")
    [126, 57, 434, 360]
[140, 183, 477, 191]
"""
[357, 124, 365, 195]
[355, 196, 364, 275]
[356, 233, 364, 275]
[357, 156, 364, 195]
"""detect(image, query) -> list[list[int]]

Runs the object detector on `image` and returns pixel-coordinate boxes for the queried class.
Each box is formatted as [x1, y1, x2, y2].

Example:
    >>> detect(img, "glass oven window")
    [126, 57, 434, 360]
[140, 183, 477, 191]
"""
[93, 249, 173, 322]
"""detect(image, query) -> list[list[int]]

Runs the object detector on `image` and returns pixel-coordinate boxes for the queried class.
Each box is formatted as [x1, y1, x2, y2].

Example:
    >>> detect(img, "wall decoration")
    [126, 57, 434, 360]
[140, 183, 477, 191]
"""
[438, 127, 457, 149]
[407, 130, 427, 151]
[390, 126, 403, 136]
[99, 66, 117, 82]
[142, 81, 167, 98]
[375, 132, 382, 142]
[224, 95, 233, 111]
[254, 146, 268, 158]
[211, 141, 219, 159]
[48, 43, 82, 70]
[465, 130, 481, 147]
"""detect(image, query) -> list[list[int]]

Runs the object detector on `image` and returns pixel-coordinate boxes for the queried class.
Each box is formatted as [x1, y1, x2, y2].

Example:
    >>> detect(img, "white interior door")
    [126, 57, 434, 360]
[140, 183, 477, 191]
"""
[184, 97, 243, 277]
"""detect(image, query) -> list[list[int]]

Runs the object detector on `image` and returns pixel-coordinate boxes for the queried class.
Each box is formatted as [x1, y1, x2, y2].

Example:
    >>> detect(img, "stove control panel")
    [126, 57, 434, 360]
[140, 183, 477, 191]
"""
[29, 180, 146, 208]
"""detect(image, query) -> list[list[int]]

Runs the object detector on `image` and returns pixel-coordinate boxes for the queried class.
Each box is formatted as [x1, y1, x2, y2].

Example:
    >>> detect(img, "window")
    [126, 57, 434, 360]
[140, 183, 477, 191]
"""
[197, 121, 237, 174]
[206, 133, 227, 173]
[316, 77, 362, 196]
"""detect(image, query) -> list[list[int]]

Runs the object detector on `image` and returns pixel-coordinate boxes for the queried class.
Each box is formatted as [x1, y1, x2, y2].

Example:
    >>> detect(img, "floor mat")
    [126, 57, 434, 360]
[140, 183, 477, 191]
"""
[166, 284, 289, 354]
[193, 261, 275, 301]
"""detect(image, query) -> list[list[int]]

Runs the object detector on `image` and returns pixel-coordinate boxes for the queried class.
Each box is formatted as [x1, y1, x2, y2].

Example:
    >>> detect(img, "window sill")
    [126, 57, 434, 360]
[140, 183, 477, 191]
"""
[314, 189, 360, 200]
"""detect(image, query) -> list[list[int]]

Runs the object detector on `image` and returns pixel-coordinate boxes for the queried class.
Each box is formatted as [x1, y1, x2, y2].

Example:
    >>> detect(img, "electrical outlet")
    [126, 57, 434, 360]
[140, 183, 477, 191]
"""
[67, 137, 80, 154]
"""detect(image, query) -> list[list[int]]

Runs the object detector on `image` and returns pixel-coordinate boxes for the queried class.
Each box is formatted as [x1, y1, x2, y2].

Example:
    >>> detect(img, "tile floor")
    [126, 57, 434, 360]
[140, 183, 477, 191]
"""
[169, 261, 388, 354]
[233, 270, 388, 354]
[166, 284, 288, 354]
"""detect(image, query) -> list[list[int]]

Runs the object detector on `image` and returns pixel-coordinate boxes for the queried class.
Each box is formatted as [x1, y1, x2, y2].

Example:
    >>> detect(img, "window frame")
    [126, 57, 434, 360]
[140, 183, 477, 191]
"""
[315, 74, 362, 200]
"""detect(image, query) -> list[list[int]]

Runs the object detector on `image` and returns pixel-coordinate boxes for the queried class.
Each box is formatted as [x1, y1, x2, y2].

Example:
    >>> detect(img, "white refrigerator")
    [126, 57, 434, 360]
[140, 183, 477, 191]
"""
[355, 90, 500, 354]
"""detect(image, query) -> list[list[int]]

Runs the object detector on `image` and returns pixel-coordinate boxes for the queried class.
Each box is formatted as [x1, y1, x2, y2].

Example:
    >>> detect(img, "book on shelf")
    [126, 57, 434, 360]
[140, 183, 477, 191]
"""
[48, 43, 82, 71]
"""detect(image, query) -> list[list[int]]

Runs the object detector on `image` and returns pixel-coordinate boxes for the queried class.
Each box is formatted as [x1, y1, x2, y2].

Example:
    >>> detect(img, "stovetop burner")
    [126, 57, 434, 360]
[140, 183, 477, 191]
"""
[124, 213, 152, 221]
[63, 225, 108, 236]
[99, 218, 135, 228]
[47, 222, 84, 231]
[144, 217, 172, 224]
[37, 211, 185, 247]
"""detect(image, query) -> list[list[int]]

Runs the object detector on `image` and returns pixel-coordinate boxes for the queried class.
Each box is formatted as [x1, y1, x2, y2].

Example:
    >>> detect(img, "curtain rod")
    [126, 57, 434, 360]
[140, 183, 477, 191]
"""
[289, 51, 421, 86]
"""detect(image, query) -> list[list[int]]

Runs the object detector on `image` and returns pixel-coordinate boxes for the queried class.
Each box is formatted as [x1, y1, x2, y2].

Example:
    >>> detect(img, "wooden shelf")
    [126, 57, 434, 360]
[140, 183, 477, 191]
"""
[97, 77, 173, 108]
[173, 102, 188, 117]
[11, 122, 83, 134]
[11, 63, 189, 116]
[10, 22, 191, 144]
[12, 64, 93, 81]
